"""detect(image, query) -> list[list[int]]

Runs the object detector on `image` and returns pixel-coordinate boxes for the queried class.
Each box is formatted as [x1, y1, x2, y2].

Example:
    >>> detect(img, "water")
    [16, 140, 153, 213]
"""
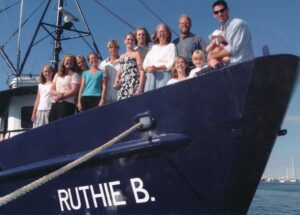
[248, 182, 300, 215]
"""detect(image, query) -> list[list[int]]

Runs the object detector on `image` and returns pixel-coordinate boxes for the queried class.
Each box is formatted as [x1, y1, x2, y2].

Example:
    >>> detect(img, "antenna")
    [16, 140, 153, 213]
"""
[16, 0, 24, 76]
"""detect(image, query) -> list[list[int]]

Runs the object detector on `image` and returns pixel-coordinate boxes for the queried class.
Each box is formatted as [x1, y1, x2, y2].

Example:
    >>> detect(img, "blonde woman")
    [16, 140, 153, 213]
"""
[49, 54, 81, 122]
[99, 40, 121, 103]
[143, 24, 177, 91]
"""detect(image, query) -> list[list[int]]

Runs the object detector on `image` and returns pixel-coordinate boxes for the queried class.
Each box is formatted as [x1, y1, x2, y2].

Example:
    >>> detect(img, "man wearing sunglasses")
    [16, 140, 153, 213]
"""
[208, 0, 254, 65]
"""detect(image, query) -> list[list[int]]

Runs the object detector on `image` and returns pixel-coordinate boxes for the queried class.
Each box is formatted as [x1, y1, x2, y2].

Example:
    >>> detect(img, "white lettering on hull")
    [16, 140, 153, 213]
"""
[57, 178, 156, 212]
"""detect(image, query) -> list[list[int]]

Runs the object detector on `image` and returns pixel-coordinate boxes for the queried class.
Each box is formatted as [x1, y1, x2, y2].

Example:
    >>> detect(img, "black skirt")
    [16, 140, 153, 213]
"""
[49, 101, 76, 122]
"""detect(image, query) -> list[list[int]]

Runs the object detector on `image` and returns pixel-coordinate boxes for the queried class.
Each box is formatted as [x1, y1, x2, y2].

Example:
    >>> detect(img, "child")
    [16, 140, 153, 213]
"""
[31, 64, 55, 128]
[167, 56, 189, 85]
[206, 29, 230, 69]
[77, 52, 108, 111]
[189, 50, 207, 78]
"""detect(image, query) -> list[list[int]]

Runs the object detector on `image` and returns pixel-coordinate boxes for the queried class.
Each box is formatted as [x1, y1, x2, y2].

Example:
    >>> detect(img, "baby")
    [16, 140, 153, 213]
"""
[206, 29, 230, 69]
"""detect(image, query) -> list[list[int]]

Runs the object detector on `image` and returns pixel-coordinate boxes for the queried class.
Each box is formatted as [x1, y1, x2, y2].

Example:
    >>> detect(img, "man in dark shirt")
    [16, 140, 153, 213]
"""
[173, 14, 206, 68]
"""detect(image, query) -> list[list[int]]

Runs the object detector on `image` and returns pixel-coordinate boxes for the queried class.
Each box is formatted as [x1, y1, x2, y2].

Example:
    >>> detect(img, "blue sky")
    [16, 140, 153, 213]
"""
[0, 0, 299, 178]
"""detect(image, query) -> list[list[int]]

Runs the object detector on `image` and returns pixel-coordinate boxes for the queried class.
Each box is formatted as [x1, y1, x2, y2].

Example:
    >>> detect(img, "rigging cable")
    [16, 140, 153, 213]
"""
[73, 26, 95, 51]
[138, 0, 178, 37]
[0, 0, 18, 35]
[75, 0, 102, 60]
[2, 0, 47, 47]
[93, 0, 135, 30]
[32, 31, 54, 47]
[0, 0, 20, 13]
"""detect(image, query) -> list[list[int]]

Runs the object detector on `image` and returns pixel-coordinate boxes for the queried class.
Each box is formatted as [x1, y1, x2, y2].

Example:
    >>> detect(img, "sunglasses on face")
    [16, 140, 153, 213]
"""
[214, 8, 226, 15]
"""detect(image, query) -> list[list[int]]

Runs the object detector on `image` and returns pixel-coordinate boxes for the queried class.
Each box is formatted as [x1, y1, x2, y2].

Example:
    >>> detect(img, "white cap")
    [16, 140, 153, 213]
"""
[209, 29, 224, 40]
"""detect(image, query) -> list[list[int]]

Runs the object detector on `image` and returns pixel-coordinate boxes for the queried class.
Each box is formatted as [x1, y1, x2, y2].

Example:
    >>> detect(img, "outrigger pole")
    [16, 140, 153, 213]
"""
[17, 0, 51, 76]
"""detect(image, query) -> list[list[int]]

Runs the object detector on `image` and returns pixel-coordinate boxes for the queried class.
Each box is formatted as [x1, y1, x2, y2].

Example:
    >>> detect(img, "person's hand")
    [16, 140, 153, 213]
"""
[77, 102, 83, 112]
[31, 115, 36, 123]
[53, 92, 63, 102]
[146, 66, 157, 72]
[113, 79, 121, 90]
[99, 98, 105, 106]
[134, 88, 143, 95]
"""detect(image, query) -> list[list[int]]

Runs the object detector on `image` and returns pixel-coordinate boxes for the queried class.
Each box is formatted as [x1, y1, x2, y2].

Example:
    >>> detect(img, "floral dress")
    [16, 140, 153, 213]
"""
[118, 57, 140, 100]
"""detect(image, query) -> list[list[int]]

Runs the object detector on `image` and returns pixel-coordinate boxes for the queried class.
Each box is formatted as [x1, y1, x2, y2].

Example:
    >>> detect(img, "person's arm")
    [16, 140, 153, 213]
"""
[206, 39, 216, 52]
[200, 36, 206, 53]
[113, 67, 122, 90]
[103, 67, 110, 81]
[77, 76, 85, 112]
[31, 88, 40, 122]
[50, 75, 63, 102]
[135, 51, 145, 94]
[207, 46, 230, 61]
[62, 83, 80, 99]
[60, 73, 81, 100]
[224, 21, 249, 57]
[145, 44, 175, 72]
[164, 43, 177, 70]
[99, 75, 108, 106]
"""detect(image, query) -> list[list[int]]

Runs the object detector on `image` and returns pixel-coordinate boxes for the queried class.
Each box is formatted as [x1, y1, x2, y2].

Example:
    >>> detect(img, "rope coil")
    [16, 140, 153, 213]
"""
[0, 122, 142, 207]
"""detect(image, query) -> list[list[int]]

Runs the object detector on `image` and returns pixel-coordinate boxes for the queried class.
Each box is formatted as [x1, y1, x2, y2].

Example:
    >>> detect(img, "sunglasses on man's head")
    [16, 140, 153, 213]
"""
[214, 8, 226, 15]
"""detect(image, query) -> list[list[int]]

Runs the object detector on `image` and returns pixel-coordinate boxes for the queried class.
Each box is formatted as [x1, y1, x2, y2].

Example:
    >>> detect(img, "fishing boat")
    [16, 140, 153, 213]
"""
[0, 1, 299, 214]
[0, 55, 299, 214]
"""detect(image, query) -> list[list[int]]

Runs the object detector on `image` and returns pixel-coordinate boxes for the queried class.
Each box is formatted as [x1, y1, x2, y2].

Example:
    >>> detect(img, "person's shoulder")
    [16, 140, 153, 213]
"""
[99, 69, 107, 77]
[173, 37, 180, 44]
[229, 18, 247, 27]
[119, 53, 127, 59]
[134, 50, 142, 57]
[82, 70, 89, 76]
[167, 78, 178, 85]
[167, 42, 176, 48]
[73, 71, 82, 78]
[99, 58, 108, 66]
[190, 67, 201, 73]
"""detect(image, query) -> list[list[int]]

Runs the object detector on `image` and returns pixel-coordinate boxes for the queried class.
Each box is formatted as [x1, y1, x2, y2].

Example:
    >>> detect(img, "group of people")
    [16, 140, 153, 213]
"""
[31, 0, 254, 128]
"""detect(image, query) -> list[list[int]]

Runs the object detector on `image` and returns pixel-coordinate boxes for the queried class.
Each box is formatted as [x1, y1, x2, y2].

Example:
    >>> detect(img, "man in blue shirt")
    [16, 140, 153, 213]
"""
[209, 0, 254, 65]
[173, 15, 206, 68]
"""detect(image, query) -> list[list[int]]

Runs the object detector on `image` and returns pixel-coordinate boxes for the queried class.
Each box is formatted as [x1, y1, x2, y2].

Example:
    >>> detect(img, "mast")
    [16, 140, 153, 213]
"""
[52, 0, 64, 72]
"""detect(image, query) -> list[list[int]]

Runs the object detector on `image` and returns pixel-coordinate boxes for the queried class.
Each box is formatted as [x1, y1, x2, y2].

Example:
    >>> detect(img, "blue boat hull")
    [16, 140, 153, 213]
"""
[0, 55, 299, 214]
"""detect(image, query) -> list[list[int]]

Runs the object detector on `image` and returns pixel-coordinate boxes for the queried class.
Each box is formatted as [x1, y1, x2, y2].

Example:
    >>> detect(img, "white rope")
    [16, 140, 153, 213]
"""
[0, 122, 143, 207]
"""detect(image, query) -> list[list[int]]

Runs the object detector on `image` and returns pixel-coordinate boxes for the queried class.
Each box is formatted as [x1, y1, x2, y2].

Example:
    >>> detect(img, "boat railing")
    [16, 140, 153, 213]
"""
[0, 129, 30, 141]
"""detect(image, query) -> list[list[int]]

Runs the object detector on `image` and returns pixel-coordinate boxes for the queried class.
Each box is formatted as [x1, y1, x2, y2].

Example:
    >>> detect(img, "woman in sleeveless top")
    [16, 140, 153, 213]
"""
[114, 32, 145, 100]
